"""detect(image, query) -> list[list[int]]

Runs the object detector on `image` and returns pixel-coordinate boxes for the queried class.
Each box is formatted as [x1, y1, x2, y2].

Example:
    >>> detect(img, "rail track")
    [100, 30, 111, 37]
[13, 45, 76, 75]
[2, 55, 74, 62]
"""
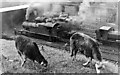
[16, 29, 119, 63]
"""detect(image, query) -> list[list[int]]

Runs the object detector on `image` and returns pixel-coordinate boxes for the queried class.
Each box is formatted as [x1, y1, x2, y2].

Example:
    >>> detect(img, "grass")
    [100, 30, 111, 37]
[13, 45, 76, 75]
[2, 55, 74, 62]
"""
[0, 37, 119, 73]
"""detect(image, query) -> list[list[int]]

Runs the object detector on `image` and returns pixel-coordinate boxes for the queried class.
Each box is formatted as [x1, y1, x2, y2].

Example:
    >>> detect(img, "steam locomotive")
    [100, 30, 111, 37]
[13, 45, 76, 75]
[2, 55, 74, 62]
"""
[15, 14, 77, 42]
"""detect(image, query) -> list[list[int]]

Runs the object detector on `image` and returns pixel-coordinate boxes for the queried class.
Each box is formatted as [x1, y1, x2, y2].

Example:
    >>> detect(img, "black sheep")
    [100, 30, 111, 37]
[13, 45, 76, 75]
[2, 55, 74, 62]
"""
[69, 32, 103, 73]
[15, 35, 48, 67]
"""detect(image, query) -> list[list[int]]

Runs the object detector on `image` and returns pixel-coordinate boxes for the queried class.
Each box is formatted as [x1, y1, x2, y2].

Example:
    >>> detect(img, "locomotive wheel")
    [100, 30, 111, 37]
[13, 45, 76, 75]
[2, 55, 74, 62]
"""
[48, 36, 55, 42]
[48, 36, 52, 42]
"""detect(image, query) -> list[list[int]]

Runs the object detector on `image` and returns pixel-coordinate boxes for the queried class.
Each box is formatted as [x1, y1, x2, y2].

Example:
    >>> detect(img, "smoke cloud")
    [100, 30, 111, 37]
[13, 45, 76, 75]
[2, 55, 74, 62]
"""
[77, 0, 117, 24]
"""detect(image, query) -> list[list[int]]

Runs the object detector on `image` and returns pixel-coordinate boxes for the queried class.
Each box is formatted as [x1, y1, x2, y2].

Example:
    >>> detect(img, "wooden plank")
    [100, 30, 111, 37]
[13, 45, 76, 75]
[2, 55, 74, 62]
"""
[0, 4, 29, 12]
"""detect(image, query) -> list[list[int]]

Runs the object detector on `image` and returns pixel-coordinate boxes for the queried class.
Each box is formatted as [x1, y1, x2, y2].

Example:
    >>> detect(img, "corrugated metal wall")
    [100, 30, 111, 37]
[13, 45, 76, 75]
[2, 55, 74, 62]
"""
[1, 9, 26, 36]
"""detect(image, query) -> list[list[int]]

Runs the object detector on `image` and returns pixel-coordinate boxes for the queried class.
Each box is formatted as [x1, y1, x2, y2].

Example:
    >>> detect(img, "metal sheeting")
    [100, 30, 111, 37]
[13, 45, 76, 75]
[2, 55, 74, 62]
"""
[22, 21, 56, 27]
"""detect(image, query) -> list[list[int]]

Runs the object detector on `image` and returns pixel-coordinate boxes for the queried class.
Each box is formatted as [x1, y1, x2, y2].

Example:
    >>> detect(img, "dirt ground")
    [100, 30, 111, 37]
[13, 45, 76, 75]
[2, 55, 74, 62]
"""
[0, 39, 119, 74]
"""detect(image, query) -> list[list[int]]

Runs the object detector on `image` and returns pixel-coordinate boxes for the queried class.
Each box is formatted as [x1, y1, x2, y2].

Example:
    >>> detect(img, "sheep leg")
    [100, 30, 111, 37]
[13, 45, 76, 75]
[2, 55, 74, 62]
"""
[95, 61, 104, 73]
[83, 57, 92, 66]
[18, 51, 24, 62]
[95, 63, 101, 74]
[21, 55, 27, 67]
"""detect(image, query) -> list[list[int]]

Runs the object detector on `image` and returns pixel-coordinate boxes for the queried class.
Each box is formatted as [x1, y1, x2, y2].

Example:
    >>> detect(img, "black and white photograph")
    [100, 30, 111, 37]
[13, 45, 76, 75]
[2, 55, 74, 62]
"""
[0, 0, 119, 74]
